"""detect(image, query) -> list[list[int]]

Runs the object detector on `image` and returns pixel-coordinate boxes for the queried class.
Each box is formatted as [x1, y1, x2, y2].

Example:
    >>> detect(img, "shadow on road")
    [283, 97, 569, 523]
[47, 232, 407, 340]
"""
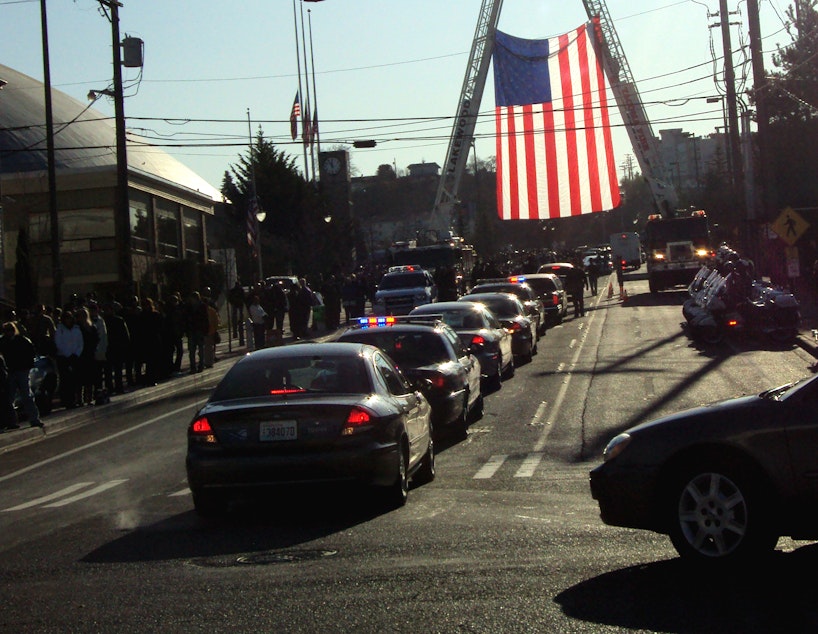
[81, 487, 400, 565]
[554, 543, 818, 631]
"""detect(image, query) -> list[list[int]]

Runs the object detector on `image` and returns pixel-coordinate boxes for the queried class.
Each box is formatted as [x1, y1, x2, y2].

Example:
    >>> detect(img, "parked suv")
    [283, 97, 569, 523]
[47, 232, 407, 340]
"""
[373, 265, 438, 316]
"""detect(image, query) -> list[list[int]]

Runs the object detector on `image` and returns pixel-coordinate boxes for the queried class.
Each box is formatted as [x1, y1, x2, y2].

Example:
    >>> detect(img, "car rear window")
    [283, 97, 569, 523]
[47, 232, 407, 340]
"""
[212, 354, 371, 400]
[526, 278, 557, 294]
[340, 331, 450, 366]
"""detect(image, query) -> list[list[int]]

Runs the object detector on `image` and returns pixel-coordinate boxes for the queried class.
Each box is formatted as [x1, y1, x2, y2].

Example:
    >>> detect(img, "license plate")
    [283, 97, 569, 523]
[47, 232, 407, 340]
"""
[259, 420, 297, 441]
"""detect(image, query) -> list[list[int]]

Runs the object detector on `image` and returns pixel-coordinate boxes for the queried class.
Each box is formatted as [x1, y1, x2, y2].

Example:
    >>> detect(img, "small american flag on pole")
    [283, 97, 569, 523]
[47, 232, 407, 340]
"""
[246, 194, 259, 254]
[493, 19, 620, 220]
[290, 91, 301, 141]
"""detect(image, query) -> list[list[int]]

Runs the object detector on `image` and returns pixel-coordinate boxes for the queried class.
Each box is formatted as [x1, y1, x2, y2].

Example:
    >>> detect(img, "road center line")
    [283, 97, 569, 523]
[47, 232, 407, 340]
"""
[531, 305, 598, 453]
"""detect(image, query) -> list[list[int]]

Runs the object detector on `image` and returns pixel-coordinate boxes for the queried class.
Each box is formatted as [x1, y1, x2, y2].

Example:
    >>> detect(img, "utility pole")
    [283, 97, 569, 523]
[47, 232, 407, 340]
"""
[98, 0, 131, 299]
[747, 0, 775, 221]
[40, 0, 61, 309]
[718, 0, 744, 201]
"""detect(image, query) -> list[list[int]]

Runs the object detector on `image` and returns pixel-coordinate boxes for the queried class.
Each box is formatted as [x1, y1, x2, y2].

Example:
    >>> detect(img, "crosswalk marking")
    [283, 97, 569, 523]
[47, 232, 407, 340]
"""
[473, 454, 507, 479]
[42, 480, 128, 508]
[2, 482, 94, 512]
[514, 453, 543, 478]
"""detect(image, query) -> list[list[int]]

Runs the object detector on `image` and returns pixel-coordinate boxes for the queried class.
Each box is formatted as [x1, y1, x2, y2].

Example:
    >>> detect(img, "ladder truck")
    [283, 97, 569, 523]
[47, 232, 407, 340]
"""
[430, 0, 504, 236]
[582, 0, 679, 217]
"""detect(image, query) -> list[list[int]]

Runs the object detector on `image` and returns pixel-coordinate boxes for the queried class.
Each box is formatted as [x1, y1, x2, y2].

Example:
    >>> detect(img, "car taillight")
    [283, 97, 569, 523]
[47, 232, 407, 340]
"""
[506, 322, 523, 333]
[342, 407, 374, 436]
[727, 318, 739, 328]
[471, 334, 486, 346]
[189, 416, 217, 444]
[550, 293, 560, 306]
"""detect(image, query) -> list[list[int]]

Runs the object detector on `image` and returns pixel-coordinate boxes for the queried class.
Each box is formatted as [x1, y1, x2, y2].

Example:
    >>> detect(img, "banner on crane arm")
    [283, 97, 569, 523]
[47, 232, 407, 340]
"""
[493, 19, 620, 220]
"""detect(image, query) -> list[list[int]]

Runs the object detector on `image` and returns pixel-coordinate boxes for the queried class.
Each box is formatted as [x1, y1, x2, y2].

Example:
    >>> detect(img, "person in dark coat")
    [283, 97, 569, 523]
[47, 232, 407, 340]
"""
[75, 307, 99, 406]
[565, 264, 589, 318]
[0, 321, 41, 427]
[102, 302, 130, 394]
[228, 282, 246, 345]
[139, 298, 164, 385]
[321, 274, 342, 331]
[185, 292, 209, 374]
[0, 352, 19, 429]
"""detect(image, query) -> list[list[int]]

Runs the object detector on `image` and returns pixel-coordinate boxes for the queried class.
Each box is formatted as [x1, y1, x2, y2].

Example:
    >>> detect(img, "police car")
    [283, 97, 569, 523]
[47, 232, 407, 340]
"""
[334, 315, 482, 433]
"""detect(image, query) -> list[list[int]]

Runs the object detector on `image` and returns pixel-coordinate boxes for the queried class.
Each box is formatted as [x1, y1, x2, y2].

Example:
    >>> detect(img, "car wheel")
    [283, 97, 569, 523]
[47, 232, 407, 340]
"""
[191, 488, 227, 518]
[378, 443, 409, 509]
[413, 429, 435, 486]
[667, 462, 777, 564]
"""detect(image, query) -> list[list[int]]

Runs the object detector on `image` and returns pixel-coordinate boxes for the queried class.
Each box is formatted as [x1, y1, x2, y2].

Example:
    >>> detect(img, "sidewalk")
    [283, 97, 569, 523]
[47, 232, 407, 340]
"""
[0, 318, 338, 454]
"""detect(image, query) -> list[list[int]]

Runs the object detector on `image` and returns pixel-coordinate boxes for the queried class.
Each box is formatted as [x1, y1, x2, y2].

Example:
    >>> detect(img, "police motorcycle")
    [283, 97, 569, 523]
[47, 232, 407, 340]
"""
[683, 258, 800, 345]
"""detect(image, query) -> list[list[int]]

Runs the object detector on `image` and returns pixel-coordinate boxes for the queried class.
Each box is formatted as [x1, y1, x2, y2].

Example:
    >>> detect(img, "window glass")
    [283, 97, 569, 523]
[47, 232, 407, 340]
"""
[183, 207, 203, 258]
[155, 198, 179, 258]
[130, 191, 152, 253]
[375, 353, 410, 395]
[30, 209, 115, 244]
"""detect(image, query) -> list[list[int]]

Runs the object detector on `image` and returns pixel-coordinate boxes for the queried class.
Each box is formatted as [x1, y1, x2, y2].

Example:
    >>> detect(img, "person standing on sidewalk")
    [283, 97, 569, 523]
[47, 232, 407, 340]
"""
[0, 321, 42, 428]
[228, 282, 246, 346]
[248, 294, 267, 351]
[0, 352, 18, 430]
[185, 292, 208, 373]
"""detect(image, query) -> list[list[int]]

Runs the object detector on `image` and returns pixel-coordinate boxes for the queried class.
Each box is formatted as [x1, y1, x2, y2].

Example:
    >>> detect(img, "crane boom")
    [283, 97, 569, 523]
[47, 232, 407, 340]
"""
[582, 0, 679, 215]
[431, 0, 503, 234]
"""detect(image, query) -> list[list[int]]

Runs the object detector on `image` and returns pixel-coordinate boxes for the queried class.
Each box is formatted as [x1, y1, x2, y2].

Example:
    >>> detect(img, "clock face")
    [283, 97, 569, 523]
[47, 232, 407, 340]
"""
[323, 157, 342, 176]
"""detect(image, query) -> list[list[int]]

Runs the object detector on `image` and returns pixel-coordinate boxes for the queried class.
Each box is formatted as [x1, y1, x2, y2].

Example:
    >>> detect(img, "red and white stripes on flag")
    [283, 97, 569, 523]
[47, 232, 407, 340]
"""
[493, 21, 620, 220]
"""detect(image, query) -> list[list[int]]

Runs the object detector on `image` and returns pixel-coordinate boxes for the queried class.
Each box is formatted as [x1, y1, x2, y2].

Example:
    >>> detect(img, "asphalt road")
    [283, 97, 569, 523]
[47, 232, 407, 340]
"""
[2, 273, 818, 632]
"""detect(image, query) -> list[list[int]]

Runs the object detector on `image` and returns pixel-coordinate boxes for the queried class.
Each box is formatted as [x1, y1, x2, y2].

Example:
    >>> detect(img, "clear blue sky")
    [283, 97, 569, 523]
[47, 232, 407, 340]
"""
[2, 0, 792, 190]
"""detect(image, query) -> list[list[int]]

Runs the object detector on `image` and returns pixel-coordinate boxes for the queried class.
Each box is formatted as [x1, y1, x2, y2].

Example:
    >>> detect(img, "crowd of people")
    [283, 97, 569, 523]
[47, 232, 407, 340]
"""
[0, 290, 224, 429]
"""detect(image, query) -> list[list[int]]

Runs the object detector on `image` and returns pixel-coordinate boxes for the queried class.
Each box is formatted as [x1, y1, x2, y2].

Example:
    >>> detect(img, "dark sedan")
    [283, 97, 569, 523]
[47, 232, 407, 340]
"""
[590, 374, 818, 564]
[515, 273, 567, 327]
[186, 342, 434, 515]
[459, 292, 538, 362]
[335, 316, 483, 432]
[470, 279, 546, 337]
[409, 301, 514, 388]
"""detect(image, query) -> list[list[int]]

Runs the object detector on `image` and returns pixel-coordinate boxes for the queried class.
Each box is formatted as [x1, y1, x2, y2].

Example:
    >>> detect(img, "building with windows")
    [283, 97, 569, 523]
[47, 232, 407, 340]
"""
[0, 63, 222, 308]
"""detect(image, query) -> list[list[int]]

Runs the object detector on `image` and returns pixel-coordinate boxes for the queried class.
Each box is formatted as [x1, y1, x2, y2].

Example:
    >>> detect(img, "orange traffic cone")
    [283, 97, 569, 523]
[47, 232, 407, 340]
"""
[607, 282, 613, 299]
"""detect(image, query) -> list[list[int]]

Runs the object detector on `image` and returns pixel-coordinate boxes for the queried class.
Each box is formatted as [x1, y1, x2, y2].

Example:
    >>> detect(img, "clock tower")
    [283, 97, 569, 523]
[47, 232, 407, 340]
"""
[318, 149, 355, 263]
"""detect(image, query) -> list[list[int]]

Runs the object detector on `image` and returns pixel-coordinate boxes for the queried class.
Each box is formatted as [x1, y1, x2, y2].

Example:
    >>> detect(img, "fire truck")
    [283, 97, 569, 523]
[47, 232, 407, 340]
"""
[644, 210, 713, 293]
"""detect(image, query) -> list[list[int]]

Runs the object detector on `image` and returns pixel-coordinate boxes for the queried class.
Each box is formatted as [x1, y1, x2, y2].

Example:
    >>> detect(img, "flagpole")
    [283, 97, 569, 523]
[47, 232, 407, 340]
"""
[307, 7, 320, 160]
[299, 0, 316, 182]
[292, 0, 310, 181]
[247, 109, 263, 283]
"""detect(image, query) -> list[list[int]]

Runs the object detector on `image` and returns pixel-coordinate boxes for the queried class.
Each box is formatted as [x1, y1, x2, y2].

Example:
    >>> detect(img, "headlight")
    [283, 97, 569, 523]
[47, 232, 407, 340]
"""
[695, 248, 710, 257]
[652, 251, 665, 261]
[602, 433, 631, 462]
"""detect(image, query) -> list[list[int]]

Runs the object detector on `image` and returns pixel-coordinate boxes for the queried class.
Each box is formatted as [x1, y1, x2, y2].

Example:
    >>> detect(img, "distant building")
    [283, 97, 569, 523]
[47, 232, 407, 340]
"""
[658, 128, 729, 192]
[0, 63, 222, 307]
[406, 162, 440, 178]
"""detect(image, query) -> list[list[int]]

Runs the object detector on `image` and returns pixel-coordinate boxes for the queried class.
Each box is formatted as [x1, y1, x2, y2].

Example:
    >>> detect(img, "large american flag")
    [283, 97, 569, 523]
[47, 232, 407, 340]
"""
[493, 20, 620, 220]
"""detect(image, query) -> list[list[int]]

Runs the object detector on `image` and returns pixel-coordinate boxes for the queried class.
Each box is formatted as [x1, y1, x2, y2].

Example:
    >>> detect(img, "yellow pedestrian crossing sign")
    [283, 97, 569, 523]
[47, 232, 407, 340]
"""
[771, 207, 809, 246]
